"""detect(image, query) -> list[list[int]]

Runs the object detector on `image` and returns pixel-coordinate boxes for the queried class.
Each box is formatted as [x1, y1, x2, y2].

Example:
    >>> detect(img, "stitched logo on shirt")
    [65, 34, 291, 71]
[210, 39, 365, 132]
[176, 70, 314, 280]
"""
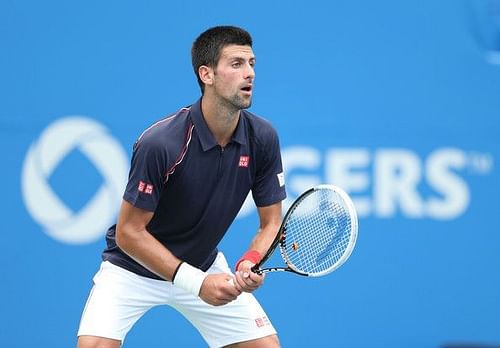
[138, 181, 154, 194]
[239, 155, 249, 167]
[138, 181, 145, 192]
[277, 172, 285, 187]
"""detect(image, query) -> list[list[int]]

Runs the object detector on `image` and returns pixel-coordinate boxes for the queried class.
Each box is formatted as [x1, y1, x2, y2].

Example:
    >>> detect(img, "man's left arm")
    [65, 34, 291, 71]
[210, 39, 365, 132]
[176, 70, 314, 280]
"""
[234, 201, 282, 292]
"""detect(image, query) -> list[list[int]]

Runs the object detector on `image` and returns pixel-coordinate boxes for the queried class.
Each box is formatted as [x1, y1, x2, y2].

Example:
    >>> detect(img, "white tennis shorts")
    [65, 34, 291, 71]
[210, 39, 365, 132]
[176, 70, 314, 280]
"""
[77, 252, 276, 347]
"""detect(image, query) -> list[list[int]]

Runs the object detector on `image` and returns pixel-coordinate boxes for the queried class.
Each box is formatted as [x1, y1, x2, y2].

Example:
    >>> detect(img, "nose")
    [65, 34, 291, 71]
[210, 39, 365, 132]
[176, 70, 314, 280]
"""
[244, 63, 255, 80]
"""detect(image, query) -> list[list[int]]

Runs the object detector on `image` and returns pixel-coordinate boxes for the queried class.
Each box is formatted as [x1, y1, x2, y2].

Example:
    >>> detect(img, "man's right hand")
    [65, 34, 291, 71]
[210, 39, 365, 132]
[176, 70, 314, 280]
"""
[198, 273, 242, 306]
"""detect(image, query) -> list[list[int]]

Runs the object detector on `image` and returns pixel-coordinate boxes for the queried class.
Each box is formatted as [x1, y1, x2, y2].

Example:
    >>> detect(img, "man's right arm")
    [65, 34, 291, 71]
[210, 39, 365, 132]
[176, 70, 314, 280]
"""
[115, 199, 179, 281]
[115, 199, 240, 306]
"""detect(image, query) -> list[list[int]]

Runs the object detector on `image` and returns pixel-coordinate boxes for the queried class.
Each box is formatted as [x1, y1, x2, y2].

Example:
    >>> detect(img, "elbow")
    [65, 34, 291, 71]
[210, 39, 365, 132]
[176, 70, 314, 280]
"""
[115, 224, 132, 251]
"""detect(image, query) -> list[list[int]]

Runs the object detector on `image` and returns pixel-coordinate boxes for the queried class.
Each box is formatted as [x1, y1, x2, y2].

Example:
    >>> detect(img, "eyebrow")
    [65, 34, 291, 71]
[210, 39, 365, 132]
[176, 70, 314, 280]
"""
[228, 56, 256, 63]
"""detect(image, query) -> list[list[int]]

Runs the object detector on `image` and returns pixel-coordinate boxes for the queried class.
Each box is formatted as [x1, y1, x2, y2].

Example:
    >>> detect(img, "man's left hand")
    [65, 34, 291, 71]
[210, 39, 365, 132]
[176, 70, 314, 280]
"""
[234, 260, 265, 292]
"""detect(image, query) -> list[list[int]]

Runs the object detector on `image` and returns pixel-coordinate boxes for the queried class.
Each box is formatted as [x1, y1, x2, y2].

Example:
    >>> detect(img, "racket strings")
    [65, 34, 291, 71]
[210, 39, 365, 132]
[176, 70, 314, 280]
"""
[281, 189, 353, 275]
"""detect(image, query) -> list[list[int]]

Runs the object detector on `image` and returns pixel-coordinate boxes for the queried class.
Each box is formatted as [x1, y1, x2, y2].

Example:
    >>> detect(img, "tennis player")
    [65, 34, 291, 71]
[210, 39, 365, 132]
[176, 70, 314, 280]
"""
[77, 25, 286, 348]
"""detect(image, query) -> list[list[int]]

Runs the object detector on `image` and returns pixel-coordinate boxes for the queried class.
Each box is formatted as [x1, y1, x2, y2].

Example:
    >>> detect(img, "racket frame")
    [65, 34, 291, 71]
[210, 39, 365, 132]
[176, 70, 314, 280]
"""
[251, 184, 358, 277]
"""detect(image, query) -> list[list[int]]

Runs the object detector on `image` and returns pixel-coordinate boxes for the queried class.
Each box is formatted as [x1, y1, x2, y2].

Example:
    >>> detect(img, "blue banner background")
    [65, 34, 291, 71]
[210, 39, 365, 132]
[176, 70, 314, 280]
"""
[1, 1, 499, 347]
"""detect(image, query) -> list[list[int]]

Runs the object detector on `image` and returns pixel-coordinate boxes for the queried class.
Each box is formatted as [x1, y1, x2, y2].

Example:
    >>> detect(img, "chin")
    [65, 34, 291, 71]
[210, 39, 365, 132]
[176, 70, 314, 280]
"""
[230, 96, 252, 110]
[241, 95, 253, 109]
[241, 100, 252, 109]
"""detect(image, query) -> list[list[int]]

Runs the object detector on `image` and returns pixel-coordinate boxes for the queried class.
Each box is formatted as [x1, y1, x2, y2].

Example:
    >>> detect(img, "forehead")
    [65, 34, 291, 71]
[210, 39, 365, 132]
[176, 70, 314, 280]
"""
[219, 45, 255, 60]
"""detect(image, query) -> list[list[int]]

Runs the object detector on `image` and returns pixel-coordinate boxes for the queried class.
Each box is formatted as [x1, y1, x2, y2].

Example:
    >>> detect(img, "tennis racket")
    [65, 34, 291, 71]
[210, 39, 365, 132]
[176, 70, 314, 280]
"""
[251, 184, 358, 277]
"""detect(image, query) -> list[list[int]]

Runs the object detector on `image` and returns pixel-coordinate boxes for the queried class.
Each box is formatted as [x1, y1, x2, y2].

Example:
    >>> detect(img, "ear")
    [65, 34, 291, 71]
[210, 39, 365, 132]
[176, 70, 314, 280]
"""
[198, 65, 214, 87]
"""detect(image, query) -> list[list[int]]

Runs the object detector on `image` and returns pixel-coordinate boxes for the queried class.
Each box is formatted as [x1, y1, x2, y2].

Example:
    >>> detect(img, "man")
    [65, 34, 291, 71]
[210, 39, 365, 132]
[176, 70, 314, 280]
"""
[77, 25, 286, 348]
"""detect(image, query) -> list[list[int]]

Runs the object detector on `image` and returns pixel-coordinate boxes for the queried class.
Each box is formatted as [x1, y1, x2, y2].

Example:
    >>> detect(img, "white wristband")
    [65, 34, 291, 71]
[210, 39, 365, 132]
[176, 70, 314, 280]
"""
[172, 262, 207, 297]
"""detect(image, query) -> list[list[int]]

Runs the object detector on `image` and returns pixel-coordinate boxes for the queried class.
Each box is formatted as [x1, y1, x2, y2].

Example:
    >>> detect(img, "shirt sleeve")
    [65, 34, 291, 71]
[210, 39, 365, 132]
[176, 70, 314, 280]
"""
[122, 136, 169, 212]
[252, 126, 287, 207]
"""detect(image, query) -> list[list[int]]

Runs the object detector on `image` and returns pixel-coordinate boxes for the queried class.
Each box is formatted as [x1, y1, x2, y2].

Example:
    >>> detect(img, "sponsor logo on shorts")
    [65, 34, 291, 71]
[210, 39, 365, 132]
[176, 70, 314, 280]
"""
[255, 316, 270, 328]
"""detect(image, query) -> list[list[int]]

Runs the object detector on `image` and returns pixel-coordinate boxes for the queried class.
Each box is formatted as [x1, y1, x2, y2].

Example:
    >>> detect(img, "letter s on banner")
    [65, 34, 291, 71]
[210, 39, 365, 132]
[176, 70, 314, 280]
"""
[426, 148, 470, 220]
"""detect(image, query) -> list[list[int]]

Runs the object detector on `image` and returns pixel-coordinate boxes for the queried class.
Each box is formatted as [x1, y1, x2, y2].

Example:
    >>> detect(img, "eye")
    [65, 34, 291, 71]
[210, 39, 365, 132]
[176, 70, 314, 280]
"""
[232, 61, 241, 68]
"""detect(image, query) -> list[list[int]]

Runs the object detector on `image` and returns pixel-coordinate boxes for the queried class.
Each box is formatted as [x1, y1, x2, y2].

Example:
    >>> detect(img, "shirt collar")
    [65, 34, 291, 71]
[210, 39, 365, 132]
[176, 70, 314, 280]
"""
[190, 98, 247, 151]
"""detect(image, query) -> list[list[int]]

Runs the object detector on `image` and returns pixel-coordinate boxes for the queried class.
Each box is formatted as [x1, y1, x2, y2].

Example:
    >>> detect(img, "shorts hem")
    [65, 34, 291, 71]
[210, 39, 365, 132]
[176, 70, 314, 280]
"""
[211, 329, 277, 348]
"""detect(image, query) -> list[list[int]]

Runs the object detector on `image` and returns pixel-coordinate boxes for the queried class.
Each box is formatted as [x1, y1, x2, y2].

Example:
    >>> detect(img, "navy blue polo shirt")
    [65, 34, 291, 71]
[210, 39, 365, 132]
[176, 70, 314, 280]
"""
[102, 98, 286, 280]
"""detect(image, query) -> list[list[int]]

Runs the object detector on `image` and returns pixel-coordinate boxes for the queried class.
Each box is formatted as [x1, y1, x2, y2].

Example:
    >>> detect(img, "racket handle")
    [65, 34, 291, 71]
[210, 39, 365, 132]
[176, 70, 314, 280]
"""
[251, 265, 263, 275]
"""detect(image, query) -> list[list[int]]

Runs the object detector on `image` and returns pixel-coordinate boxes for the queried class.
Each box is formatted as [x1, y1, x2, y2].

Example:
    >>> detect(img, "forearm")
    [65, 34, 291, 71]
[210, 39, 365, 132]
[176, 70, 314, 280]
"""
[116, 226, 180, 281]
[247, 202, 282, 255]
[117, 222, 241, 304]
[234, 204, 281, 292]
[237, 202, 282, 270]
[247, 224, 279, 255]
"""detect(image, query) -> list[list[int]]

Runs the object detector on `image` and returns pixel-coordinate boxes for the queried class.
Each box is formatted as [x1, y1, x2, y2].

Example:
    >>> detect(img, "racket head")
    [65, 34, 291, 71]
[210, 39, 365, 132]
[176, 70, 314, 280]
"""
[279, 184, 358, 277]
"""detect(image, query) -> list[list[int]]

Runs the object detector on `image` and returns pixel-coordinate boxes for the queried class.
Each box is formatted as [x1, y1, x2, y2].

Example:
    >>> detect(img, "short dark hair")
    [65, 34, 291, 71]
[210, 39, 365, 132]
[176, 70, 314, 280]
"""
[191, 26, 253, 93]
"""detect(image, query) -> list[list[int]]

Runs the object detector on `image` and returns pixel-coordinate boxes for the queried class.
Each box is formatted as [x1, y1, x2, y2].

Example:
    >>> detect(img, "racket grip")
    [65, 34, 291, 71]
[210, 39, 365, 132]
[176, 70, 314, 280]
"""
[250, 264, 262, 275]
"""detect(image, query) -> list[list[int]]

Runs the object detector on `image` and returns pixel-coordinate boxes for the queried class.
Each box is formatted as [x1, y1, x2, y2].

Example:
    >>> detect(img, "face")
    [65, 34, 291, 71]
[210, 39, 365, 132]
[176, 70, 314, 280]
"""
[210, 45, 256, 110]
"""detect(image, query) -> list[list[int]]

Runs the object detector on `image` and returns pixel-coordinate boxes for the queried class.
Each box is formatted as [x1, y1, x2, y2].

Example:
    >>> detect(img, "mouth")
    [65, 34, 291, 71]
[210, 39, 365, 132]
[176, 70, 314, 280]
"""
[240, 85, 253, 95]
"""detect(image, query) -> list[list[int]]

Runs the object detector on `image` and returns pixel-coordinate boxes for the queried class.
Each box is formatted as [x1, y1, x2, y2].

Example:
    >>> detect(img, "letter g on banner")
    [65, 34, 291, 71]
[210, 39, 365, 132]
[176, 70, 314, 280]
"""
[21, 116, 129, 245]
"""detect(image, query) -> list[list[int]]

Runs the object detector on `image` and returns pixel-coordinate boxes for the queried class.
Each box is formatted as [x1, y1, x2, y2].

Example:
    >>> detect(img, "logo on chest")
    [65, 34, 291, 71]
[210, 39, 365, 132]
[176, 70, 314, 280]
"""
[238, 155, 250, 168]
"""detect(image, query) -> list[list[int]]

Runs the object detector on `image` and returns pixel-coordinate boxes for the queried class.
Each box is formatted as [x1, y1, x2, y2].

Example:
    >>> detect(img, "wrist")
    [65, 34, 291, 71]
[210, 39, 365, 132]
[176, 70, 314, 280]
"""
[172, 262, 207, 297]
[235, 250, 262, 271]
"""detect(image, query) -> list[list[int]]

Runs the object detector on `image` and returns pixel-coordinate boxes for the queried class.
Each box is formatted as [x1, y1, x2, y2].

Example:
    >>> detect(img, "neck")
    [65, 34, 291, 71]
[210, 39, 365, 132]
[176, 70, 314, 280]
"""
[201, 94, 240, 147]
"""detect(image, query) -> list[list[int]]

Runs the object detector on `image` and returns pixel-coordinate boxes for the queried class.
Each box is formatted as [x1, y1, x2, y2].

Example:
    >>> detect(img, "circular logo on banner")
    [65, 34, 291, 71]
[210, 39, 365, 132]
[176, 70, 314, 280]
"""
[469, 0, 500, 65]
[21, 116, 129, 245]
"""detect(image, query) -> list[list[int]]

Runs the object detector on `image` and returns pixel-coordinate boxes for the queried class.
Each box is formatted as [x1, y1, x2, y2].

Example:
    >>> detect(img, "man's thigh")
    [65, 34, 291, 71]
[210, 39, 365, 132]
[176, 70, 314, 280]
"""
[77, 335, 121, 348]
[77, 261, 171, 342]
